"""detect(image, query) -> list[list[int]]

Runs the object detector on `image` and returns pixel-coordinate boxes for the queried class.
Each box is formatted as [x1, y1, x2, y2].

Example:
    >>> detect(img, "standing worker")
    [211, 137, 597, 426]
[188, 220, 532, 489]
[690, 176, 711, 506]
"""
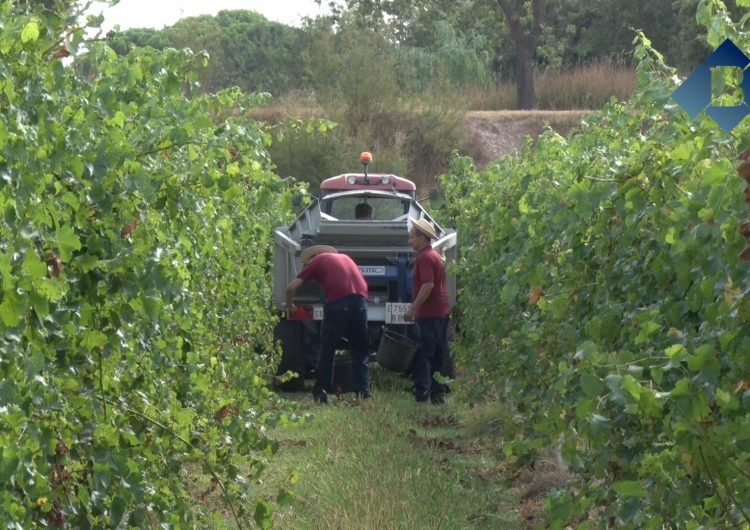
[404, 218, 450, 404]
[286, 245, 371, 403]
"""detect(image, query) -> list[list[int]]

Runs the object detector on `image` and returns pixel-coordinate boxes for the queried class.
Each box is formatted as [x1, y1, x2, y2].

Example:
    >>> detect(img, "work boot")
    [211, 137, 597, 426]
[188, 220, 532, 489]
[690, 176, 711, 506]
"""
[313, 389, 329, 404]
[414, 389, 430, 403]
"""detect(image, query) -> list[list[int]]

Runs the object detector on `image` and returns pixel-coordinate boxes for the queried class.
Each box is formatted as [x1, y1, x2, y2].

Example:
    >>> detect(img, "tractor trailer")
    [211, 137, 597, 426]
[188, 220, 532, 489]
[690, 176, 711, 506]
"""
[273, 153, 457, 389]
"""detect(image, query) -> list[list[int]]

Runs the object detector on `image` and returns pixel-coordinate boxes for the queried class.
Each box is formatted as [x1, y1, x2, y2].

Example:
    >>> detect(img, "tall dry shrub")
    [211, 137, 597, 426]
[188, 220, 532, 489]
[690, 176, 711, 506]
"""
[536, 61, 637, 109]
[464, 61, 637, 110]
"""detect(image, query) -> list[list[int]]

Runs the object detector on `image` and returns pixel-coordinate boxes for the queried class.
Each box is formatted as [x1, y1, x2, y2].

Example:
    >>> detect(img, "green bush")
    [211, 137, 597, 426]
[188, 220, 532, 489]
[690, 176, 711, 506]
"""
[266, 99, 466, 191]
[270, 24, 469, 190]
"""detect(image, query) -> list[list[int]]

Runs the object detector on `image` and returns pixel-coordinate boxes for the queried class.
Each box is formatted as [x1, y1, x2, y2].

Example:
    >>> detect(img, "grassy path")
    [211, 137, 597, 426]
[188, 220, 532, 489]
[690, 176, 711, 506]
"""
[252, 369, 528, 530]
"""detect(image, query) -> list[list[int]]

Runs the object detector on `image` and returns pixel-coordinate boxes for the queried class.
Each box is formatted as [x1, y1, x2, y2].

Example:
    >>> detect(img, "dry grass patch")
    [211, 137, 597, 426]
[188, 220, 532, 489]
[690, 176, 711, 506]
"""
[460, 399, 573, 529]
[465, 61, 636, 111]
[461, 109, 593, 165]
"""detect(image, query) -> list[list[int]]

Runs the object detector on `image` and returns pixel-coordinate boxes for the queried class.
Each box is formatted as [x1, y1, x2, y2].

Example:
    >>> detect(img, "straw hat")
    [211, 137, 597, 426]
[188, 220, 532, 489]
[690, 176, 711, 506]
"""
[409, 217, 437, 241]
[300, 245, 337, 264]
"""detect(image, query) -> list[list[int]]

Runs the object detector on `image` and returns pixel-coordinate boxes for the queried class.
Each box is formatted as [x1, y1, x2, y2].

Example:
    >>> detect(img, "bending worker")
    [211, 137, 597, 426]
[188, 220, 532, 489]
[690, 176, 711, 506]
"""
[286, 245, 371, 403]
[404, 218, 450, 404]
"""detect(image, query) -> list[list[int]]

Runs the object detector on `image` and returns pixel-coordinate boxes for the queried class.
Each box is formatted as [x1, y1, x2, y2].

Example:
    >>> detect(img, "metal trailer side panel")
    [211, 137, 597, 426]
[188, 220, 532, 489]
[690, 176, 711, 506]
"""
[273, 229, 301, 309]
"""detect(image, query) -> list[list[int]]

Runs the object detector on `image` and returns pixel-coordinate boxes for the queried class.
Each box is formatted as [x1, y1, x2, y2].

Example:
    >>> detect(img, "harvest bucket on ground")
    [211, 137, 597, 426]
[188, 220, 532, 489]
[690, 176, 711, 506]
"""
[376, 329, 418, 372]
[332, 351, 353, 393]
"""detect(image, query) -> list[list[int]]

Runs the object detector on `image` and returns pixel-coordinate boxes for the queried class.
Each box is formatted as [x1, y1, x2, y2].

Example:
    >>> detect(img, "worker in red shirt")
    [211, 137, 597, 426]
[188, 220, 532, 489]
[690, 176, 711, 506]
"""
[404, 218, 451, 404]
[286, 245, 370, 403]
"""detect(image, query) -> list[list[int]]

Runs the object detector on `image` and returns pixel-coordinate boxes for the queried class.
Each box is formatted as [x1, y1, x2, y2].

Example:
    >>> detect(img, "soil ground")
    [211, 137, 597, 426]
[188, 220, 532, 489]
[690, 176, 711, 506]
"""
[463, 110, 594, 167]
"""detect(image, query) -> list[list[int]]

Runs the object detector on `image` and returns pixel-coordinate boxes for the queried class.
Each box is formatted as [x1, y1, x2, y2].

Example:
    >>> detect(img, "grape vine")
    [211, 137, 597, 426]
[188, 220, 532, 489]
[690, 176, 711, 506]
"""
[0, 2, 300, 527]
[443, 2, 750, 527]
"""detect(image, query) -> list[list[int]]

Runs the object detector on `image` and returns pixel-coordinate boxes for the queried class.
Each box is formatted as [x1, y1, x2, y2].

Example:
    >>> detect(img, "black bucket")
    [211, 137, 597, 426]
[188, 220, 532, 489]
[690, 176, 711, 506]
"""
[376, 329, 418, 372]
[332, 351, 353, 393]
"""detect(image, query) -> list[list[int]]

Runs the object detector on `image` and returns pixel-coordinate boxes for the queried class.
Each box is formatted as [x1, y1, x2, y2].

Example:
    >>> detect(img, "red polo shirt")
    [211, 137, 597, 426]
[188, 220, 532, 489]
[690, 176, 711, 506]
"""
[298, 253, 368, 303]
[412, 245, 450, 319]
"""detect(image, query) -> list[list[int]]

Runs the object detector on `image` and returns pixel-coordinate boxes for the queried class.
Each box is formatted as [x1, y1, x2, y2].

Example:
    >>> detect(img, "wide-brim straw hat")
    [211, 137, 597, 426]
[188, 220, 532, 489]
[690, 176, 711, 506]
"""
[300, 245, 337, 264]
[409, 217, 438, 241]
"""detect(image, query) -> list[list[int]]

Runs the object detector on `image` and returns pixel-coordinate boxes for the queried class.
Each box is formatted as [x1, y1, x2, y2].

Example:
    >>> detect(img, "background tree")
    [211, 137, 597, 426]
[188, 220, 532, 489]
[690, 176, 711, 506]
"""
[109, 0, 745, 107]
[108, 27, 171, 55]
[494, 0, 544, 108]
[337, 0, 542, 106]
[328, 0, 498, 92]
[112, 10, 306, 95]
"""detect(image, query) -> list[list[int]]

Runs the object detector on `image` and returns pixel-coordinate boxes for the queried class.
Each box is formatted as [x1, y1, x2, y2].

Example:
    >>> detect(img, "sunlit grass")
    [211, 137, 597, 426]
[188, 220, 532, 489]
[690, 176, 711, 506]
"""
[264, 392, 519, 528]
[197, 364, 521, 530]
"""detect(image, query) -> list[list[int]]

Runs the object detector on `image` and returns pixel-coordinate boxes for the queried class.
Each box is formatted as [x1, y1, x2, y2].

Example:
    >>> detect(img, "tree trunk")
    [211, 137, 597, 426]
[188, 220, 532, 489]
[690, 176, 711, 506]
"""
[496, 0, 544, 110]
[515, 35, 536, 109]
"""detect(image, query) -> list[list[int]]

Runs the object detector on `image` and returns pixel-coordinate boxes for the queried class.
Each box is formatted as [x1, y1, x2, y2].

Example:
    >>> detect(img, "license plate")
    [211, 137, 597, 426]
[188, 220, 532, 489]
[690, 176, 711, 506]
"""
[359, 266, 386, 275]
[385, 303, 412, 324]
[313, 304, 324, 320]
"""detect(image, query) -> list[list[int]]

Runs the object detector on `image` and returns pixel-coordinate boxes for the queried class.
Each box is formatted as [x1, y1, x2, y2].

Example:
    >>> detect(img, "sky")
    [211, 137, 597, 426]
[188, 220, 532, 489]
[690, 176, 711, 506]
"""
[88, 0, 335, 31]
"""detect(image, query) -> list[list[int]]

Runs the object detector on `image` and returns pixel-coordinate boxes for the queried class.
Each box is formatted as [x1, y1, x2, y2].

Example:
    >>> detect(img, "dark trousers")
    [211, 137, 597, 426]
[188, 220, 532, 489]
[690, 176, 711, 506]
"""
[316, 295, 369, 394]
[412, 316, 449, 401]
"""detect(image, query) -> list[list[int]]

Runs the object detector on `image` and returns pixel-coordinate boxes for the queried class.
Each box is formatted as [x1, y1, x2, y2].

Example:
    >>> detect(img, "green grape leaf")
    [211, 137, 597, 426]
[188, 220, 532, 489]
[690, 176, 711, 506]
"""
[110, 495, 126, 527]
[82, 330, 108, 351]
[253, 499, 273, 530]
[22, 251, 46, 278]
[0, 290, 25, 327]
[20, 21, 40, 43]
[613, 480, 646, 498]
[580, 373, 605, 397]
[54, 225, 81, 261]
[0, 449, 20, 482]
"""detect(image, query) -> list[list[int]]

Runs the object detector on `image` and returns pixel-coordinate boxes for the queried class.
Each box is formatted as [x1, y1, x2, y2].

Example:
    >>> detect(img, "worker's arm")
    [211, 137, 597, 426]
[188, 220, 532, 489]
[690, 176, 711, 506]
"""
[286, 278, 304, 313]
[405, 282, 433, 321]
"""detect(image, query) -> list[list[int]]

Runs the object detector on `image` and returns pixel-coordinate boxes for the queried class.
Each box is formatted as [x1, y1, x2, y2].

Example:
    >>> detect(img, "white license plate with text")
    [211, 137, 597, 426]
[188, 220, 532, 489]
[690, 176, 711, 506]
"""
[385, 303, 412, 324]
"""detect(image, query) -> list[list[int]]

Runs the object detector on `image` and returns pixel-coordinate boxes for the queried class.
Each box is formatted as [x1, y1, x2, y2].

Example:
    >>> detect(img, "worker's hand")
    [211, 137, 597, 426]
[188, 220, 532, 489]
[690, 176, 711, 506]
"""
[285, 302, 299, 316]
[404, 305, 415, 322]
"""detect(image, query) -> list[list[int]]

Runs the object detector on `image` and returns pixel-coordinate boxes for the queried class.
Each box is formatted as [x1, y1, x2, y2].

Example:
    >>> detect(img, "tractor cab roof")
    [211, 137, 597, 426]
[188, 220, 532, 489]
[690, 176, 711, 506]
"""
[320, 174, 417, 198]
